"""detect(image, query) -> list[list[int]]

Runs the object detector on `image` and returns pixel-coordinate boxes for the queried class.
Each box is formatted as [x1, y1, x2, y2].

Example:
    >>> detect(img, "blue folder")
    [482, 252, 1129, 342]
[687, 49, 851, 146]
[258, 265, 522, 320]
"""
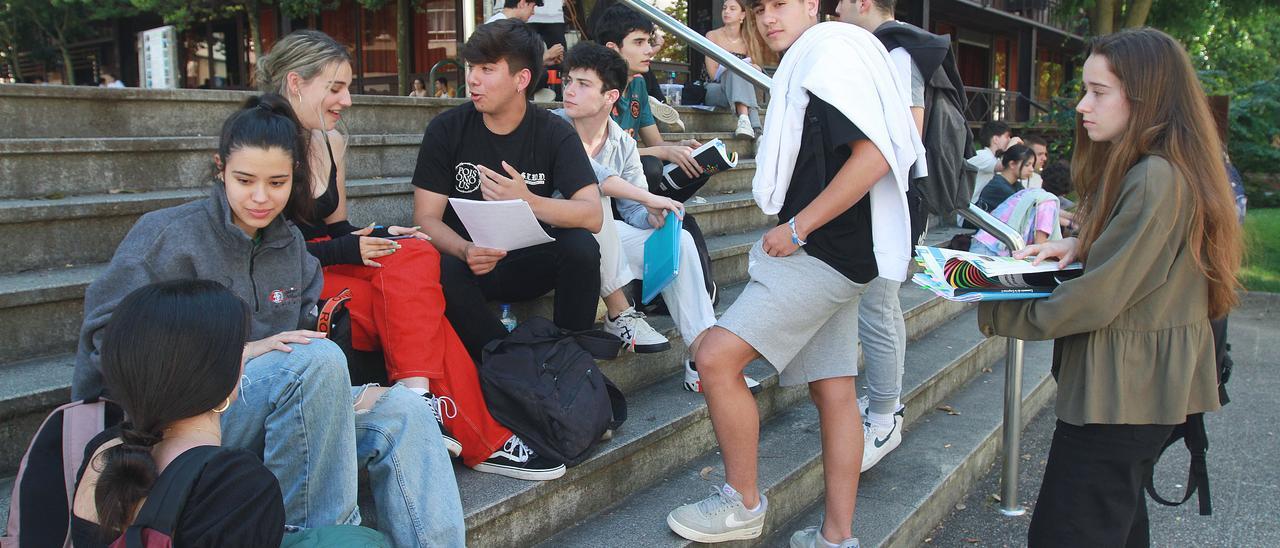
[641, 211, 683, 305]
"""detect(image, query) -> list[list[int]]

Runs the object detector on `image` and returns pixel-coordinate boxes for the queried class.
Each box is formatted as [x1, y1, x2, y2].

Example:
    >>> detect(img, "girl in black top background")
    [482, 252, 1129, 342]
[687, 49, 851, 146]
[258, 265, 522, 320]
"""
[72, 280, 285, 547]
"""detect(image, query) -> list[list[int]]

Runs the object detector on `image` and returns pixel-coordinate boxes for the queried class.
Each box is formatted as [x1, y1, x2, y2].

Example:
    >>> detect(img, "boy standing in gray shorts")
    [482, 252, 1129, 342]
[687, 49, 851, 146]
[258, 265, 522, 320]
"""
[665, 0, 923, 545]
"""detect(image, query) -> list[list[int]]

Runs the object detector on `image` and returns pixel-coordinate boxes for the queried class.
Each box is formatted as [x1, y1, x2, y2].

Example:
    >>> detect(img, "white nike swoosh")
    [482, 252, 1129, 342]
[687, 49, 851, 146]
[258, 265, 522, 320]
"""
[724, 513, 755, 528]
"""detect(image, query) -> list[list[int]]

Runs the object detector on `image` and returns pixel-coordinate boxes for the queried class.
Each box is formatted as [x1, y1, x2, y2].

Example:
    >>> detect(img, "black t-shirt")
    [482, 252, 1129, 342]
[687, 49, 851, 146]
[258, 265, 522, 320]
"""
[778, 94, 877, 283]
[72, 431, 285, 548]
[411, 101, 598, 239]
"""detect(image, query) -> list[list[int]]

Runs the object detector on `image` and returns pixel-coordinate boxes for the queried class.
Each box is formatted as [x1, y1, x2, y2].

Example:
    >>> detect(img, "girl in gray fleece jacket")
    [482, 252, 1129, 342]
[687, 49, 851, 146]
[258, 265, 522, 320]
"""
[72, 100, 464, 546]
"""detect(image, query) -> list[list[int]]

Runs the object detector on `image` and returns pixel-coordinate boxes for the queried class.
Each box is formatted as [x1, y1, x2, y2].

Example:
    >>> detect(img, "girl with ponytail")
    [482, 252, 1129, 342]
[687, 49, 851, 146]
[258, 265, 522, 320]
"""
[256, 30, 564, 481]
[72, 280, 285, 546]
[72, 95, 465, 546]
[977, 28, 1243, 546]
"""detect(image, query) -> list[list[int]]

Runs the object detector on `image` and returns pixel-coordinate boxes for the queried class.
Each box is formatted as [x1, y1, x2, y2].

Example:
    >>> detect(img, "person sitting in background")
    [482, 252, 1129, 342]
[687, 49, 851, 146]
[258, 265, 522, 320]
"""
[1024, 134, 1049, 188]
[1040, 160, 1078, 233]
[974, 143, 1034, 213]
[969, 157, 1072, 256]
[703, 0, 765, 139]
[73, 98, 465, 546]
[487, 0, 566, 67]
[596, 4, 720, 304]
[967, 120, 1020, 200]
[434, 77, 454, 98]
[100, 69, 125, 88]
[411, 20, 602, 391]
[257, 28, 545, 482]
[73, 280, 286, 547]
[409, 78, 430, 97]
[555, 42, 762, 393]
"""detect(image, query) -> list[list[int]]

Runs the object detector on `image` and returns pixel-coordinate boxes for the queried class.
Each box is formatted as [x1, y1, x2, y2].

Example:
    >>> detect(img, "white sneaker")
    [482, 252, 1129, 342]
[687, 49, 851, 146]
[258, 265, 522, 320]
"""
[734, 114, 755, 140]
[649, 96, 686, 131]
[604, 307, 670, 354]
[683, 359, 762, 394]
[861, 413, 902, 472]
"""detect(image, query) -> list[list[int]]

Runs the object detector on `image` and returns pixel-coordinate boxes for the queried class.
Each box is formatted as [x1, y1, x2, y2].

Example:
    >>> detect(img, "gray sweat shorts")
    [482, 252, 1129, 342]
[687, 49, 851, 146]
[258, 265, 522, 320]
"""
[717, 241, 867, 386]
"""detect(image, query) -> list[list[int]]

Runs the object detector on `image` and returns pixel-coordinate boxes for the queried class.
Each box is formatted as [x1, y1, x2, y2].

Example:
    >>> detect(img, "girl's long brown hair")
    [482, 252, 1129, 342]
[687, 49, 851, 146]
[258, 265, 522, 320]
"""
[1070, 28, 1242, 318]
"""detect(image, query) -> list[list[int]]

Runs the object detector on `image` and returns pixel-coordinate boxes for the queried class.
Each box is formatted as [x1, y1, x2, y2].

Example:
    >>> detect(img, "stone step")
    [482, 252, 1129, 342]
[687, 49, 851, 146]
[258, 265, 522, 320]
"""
[0, 212, 781, 367]
[767, 342, 1056, 548]
[0, 157, 760, 275]
[0, 133, 754, 201]
[528, 308, 1024, 547]
[0, 268, 957, 480]
[540, 333, 1055, 548]
[0, 85, 748, 139]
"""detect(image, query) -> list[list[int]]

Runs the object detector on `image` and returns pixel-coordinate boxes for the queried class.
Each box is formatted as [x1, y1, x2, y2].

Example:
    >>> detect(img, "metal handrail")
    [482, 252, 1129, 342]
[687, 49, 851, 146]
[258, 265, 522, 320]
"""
[957, 203, 1029, 517]
[428, 59, 466, 98]
[616, 0, 772, 91]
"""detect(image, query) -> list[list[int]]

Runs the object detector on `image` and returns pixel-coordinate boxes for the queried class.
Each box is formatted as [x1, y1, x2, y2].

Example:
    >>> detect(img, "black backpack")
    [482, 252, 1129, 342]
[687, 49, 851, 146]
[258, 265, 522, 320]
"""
[478, 317, 627, 467]
[1143, 315, 1233, 515]
[4, 398, 124, 548]
[874, 23, 975, 219]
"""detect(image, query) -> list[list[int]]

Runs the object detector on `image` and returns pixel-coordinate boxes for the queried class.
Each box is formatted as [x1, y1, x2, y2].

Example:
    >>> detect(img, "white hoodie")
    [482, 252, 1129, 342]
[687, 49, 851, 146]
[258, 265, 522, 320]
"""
[753, 22, 926, 282]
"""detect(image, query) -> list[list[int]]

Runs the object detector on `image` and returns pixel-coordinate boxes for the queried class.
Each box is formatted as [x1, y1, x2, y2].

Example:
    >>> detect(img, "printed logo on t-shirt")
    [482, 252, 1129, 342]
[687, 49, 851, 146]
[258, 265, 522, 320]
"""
[629, 100, 641, 120]
[454, 161, 547, 192]
[456, 162, 481, 193]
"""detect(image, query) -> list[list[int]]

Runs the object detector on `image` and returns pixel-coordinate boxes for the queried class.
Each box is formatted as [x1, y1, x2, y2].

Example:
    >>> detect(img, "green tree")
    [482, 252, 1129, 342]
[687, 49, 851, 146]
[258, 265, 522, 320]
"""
[0, 1, 27, 81]
[10, 0, 134, 85]
[655, 0, 687, 64]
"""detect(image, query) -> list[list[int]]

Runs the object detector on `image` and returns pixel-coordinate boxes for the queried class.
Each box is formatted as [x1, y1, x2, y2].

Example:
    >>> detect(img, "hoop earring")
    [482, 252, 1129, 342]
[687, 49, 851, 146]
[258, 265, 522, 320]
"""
[212, 397, 232, 414]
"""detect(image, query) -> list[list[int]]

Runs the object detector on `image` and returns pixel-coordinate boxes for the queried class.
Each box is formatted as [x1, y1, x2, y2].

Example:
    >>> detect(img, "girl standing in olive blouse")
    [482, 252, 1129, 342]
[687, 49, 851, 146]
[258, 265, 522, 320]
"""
[977, 28, 1242, 547]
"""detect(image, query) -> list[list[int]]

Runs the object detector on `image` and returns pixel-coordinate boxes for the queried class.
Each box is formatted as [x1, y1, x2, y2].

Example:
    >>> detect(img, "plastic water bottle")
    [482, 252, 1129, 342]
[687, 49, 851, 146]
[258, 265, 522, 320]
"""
[500, 304, 518, 332]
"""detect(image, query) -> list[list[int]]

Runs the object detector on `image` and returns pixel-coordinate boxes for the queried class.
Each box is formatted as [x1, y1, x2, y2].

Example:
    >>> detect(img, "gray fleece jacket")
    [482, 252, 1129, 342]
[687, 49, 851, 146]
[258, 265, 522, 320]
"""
[72, 184, 323, 399]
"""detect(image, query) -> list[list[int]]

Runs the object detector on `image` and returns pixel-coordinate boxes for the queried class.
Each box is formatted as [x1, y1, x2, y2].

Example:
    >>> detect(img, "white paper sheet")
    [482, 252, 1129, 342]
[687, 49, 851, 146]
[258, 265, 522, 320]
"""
[448, 198, 555, 251]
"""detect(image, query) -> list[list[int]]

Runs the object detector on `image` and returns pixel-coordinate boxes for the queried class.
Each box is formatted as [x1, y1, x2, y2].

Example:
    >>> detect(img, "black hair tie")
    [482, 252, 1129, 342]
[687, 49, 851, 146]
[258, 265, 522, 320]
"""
[119, 421, 164, 447]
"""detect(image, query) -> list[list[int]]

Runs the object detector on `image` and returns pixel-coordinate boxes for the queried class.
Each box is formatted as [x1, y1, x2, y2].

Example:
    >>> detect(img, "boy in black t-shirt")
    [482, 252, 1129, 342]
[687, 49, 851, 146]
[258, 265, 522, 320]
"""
[411, 19, 603, 362]
[664, 0, 921, 545]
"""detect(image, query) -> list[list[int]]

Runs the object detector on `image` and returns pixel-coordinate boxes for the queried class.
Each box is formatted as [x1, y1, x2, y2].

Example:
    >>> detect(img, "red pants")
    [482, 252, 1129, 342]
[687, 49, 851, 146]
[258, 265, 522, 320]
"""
[319, 238, 511, 467]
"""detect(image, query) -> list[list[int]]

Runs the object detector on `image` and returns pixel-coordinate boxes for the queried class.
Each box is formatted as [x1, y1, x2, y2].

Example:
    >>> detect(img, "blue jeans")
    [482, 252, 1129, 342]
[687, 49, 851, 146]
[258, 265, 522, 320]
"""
[221, 340, 465, 547]
[355, 384, 465, 547]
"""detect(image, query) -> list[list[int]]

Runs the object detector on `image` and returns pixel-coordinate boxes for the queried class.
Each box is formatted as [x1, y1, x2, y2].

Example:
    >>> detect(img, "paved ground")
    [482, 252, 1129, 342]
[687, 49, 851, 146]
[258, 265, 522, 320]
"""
[927, 293, 1279, 547]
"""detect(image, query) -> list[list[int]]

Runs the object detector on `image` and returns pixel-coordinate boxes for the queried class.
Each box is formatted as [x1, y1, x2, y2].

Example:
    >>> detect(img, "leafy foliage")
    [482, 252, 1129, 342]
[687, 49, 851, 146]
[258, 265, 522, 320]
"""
[1228, 74, 1280, 188]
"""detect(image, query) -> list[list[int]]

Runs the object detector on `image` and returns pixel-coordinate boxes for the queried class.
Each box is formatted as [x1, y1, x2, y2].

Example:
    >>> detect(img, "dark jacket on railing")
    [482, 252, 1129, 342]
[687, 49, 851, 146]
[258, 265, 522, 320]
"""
[874, 22, 975, 217]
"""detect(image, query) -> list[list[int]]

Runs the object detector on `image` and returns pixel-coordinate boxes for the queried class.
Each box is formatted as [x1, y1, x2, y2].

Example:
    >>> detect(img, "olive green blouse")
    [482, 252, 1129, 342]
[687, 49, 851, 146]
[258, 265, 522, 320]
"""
[978, 155, 1221, 426]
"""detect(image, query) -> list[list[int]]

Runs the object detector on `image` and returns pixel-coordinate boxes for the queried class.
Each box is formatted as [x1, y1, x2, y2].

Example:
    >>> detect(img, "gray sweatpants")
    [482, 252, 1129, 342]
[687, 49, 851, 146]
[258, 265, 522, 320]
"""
[857, 276, 907, 416]
[705, 70, 762, 129]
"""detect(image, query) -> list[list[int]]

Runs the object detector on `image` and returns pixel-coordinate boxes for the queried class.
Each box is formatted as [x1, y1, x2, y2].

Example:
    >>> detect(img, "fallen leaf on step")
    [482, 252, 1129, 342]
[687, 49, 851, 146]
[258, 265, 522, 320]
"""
[962, 538, 980, 543]
[944, 443, 953, 448]
[936, 405, 960, 415]
[955, 503, 967, 511]
[990, 494, 1002, 502]
[923, 538, 933, 543]
[699, 466, 715, 480]
[982, 367, 993, 373]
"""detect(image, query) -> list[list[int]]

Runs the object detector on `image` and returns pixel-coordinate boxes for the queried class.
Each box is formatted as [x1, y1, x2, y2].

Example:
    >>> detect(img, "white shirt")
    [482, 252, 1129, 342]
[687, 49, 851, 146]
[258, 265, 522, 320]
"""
[485, 12, 508, 23]
[529, 0, 564, 23]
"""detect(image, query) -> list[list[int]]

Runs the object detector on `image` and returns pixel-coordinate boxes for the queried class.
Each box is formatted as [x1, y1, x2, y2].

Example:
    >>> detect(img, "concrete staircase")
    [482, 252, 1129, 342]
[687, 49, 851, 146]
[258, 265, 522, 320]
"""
[0, 84, 1054, 547]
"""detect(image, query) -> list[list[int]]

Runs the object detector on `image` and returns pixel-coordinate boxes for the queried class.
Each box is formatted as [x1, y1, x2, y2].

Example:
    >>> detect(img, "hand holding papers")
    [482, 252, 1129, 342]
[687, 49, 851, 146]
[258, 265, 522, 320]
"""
[912, 246, 1083, 302]
[447, 198, 555, 252]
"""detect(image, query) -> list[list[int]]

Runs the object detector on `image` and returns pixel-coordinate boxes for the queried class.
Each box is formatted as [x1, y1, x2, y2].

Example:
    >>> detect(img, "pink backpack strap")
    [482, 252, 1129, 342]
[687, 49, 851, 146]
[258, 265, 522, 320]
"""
[3, 399, 105, 548]
[61, 401, 106, 546]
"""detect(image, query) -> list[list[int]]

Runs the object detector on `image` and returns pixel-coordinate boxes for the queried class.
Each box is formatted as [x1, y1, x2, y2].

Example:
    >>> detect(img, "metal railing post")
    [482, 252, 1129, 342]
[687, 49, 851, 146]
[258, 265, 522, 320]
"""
[615, 0, 772, 90]
[958, 204, 1028, 516]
